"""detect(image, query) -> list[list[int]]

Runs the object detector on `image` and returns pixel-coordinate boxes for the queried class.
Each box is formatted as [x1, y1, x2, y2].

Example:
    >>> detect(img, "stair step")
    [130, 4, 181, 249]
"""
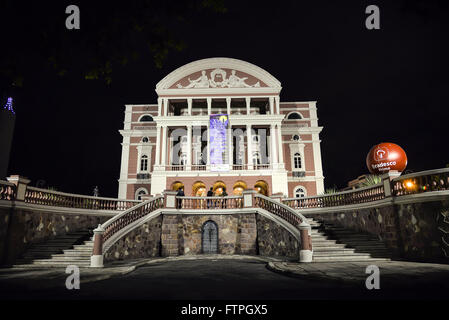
[29, 258, 90, 263]
[313, 250, 358, 256]
[313, 247, 355, 252]
[52, 253, 91, 258]
[312, 243, 347, 248]
[311, 239, 338, 244]
[313, 256, 390, 262]
[19, 260, 91, 266]
[73, 245, 93, 249]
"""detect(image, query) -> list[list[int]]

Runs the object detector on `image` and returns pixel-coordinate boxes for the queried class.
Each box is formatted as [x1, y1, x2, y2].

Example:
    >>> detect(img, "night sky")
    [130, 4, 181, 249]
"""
[2, 0, 448, 197]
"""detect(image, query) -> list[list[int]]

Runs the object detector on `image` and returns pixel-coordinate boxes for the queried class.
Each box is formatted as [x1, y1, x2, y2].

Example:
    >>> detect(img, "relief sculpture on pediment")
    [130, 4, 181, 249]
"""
[176, 68, 260, 89]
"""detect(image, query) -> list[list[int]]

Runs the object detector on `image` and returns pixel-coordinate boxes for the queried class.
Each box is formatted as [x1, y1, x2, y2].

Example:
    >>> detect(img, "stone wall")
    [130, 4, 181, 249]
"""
[0, 205, 109, 265]
[256, 215, 299, 259]
[104, 216, 162, 261]
[161, 214, 258, 256]
[307, 199, 449, 263]
[104, 212, 301, 262]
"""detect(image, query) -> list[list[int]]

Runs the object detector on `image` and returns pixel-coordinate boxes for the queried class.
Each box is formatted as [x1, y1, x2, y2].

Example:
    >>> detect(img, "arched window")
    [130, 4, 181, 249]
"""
[140, 155, 148, 171]
[287, 112, 302, 120]
[139, 115, 153, 122]
[294, 153, 302, 169]
[295, 187, 306, 198]
[142, 137, 149, 143]
[135, 188, 148, 200]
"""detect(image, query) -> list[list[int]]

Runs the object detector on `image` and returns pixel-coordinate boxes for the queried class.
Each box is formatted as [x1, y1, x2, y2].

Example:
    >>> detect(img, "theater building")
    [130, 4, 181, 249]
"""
[118, 58, 324, 200]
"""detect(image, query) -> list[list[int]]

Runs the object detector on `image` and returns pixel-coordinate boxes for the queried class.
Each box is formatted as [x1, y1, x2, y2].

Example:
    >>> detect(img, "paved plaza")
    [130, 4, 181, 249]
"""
[0, 255, 448, 300]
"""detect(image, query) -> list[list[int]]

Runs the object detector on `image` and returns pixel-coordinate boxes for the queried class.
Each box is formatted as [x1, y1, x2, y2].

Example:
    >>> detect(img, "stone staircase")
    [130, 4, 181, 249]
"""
[14, 231, 94, 268]
[307, 218, 392, 262]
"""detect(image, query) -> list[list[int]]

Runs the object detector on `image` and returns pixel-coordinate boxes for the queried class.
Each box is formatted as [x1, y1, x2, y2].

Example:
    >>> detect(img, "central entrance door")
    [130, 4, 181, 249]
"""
[202, 221, 218, 254]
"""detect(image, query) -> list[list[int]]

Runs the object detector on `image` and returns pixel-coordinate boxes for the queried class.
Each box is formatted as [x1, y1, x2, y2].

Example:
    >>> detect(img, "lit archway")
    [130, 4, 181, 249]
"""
[171, 181, 184, 191]
[192, 181, 206, 196]
[233, 181, 247, 195]
[254, 180, 269, 196]
[212, 181, 227, 196]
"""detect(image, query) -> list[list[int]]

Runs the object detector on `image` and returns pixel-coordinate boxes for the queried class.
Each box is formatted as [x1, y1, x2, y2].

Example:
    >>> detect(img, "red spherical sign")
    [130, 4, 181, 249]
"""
[366, 142, 407, 174]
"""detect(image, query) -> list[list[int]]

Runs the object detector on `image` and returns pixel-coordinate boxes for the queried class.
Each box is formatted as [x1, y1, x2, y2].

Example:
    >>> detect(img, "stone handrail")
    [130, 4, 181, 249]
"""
[177, 196, 244, 209]
[24, 186, 141, 211]
[254, 193, 313, 259]
[392, 168, 449, 196]
[91, 196, 164, 267]
[0, 180, 16, 201]
[283, 183, 385, 209]
[101, 196, 164, 243]
[255, 193, 308, 227]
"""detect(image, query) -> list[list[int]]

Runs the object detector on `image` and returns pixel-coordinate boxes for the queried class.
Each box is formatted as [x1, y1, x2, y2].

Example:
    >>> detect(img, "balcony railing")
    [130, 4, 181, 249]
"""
[392, 168, 449, 196]
[136, 173, 150, 180]
[161, 164, 272, 171]
[176, 196, 244, 209]
[24, 186, 141, 211]
[283, 183, 386, 209]
[292, 171, 306, 178]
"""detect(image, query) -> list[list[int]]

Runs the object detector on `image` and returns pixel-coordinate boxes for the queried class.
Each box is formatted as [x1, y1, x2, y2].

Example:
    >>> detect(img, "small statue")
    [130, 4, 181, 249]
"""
[93, 186, 100, 197]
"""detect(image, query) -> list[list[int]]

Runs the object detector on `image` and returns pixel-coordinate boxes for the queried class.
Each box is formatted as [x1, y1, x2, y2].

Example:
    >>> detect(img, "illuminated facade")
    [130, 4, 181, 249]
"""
[118, 58, 324, 200]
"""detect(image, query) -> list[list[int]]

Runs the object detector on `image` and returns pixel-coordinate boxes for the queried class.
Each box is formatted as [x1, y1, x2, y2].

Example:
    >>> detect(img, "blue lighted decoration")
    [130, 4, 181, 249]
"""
[3, 97, 15, 114]
[209, 114, 229, 171]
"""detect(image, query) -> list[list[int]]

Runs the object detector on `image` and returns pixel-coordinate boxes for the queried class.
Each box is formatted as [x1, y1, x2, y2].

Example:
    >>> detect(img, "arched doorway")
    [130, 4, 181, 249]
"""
[254, 180, 269, 196]
[192, 181, 206, 196]
[212, 181, 226, 196]
[202, 221, 218, 254]
[192, 181, 206, 208]
[171, 181, 184, 191]
[233, 181, 247, 196]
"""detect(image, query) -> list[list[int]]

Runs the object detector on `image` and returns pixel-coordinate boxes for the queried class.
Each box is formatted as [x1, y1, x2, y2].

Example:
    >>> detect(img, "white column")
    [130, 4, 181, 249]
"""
[187, 125, 192, 169]
[157, 97, 162, 116]
[155, 125, 161, 166]
[161, 125, 167, 169]
[270, 124, 278, 168]
[118, 136, 130, 199]
[226, 97, 231, 115]
[309, 101, 324, 194]
[207, 97, 212, 115]
[274, 96, 280, 114]
[187, 98, 192, 116]
[276, 124, 284, 167]
[164, 98, 169, 116]
[246, 97, 251, 115]
[228, 125, 233, 167]
[269, 96, 274, 115]
[246, 124, 253, 170]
